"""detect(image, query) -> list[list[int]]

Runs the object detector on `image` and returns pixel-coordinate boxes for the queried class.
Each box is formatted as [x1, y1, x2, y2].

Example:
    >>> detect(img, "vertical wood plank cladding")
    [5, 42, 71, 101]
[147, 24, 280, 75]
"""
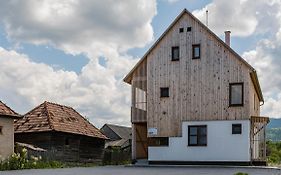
[146, 13, 255, 137]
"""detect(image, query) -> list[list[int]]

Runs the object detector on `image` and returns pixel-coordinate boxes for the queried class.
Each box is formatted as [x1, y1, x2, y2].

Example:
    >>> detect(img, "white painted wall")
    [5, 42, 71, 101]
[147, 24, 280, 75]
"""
[0, 117, 14, 160]
[148, 120, 250, 162]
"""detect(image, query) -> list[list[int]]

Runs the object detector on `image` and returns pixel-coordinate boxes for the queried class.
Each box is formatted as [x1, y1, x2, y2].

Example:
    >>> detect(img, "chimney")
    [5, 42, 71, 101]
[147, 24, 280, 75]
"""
[224, 31, 231, 46]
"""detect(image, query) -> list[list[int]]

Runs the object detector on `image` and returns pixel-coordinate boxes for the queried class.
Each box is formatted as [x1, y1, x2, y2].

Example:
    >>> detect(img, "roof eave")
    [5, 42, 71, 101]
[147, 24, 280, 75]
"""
[1, 114, 22, 119]
[250, 71, 264, 103]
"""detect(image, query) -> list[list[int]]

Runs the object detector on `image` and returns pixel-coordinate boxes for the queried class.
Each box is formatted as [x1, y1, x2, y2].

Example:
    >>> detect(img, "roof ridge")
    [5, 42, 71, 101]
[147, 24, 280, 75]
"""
[43, 101, 54, 130]
[44, 101, 74, 110]
[106, 123, 131, 129]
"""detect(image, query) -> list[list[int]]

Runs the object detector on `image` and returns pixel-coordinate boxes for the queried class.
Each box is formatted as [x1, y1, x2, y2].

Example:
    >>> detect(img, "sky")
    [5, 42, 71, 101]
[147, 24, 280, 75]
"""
[0, 0, 281, 128]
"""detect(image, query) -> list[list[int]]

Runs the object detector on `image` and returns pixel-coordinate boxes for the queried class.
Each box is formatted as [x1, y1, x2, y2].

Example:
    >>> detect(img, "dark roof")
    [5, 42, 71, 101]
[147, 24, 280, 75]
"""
[14, 101, 107, 139]
[0, 101, 20, 118]
[103, 124, 131, 140]
[123, 8, 264, 103]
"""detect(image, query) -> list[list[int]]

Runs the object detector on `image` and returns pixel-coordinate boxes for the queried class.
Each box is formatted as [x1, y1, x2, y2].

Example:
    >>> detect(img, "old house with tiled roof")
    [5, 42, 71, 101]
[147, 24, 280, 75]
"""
[101, 124, 131, 150]
[14, 101, 107, 163]
[0, 101, 21, 159]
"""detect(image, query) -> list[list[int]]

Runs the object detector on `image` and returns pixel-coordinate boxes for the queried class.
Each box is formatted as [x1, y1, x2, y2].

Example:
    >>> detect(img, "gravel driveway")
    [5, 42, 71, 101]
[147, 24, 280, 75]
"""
[0, 166, 280, 175]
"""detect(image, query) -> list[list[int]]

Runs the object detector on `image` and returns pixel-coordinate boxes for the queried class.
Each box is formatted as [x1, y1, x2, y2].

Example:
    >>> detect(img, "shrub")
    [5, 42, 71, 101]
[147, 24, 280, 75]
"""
[0, 148, 63, 171]
[267, 141, 281, 165]
[234, 173, 248, 175]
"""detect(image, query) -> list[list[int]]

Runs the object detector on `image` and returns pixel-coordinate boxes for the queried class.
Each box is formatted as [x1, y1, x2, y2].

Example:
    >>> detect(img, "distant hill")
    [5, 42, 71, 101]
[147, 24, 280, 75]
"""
[267, 118, 281, 129]
[267, 118, 281, 141]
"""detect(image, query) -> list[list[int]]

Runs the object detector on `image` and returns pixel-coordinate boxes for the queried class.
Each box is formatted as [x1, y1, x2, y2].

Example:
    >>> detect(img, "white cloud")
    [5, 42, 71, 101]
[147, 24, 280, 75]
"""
[0, 47, 136, 127]
[241, 0, 281, 118]
[165, 0, 180, 3]
[192, 0, 279, 37]
[0, 0, 156, 55]
[0, 0, 157, 127]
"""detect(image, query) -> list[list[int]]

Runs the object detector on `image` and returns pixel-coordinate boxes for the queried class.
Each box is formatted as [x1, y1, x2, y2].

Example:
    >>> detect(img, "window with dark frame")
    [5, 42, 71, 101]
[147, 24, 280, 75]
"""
[229, 83, 244, 106]
[160, 87, 169, 97]
[187, 27, 192, 32]
[172, 46, 180, 61]
[148, 137, 169, 146]
[179, 28, 184, 33]
[0, 126, 2, 135]
[192, 44, 200, 59]
[232, 124, 242, 134]
[188, 125, 207, 146]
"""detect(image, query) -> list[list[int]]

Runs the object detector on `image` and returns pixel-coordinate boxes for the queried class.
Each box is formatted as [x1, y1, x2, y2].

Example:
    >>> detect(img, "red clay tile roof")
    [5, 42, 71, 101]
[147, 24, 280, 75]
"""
[0, 101, 20, 118]
[14, 101, 107, 139]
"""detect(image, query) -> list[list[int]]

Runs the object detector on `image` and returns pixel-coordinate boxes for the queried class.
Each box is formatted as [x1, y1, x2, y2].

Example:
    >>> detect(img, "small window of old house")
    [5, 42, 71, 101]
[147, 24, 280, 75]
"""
[0, 126, 2, 135]
[160, 87, 169, 97]
[172, 46, 180, 61]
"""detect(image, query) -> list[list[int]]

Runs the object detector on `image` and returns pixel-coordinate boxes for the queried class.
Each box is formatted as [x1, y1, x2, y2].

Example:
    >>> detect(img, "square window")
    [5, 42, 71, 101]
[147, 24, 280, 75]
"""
[192, 44, 200, 59]
[187, 27, 192, 32]
[160, 87, 169, 97]
[232, 124, 242, 134]
[188, 125, 207, 146]
[179, 28, 184, 33]
[172, 46, 180, 61]
[229, 83, 244, 106]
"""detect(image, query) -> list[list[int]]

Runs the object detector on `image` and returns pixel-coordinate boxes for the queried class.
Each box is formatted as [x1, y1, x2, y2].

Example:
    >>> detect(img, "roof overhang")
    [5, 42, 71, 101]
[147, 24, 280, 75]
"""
[250, 71, 264, 104]
[0, 114, 22, 119]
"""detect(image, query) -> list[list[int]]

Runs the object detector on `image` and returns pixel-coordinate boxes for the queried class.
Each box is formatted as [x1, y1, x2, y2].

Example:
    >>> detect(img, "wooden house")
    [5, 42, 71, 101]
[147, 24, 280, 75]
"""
[14, 101, 107, 163]
[0, 101, 21, 160]
[124, 9, 269, 165]
[100, 124, 131, 150]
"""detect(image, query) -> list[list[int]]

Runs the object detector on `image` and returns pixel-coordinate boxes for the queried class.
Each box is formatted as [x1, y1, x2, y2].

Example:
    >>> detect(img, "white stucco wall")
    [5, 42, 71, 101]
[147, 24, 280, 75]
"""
[0, 117, 14, 160]
[148, 120, 250, 162]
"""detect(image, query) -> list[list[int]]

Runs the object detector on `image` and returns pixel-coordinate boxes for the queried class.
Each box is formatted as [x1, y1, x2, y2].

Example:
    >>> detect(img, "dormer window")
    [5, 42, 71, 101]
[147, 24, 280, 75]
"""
[172, 46, 179, 61]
